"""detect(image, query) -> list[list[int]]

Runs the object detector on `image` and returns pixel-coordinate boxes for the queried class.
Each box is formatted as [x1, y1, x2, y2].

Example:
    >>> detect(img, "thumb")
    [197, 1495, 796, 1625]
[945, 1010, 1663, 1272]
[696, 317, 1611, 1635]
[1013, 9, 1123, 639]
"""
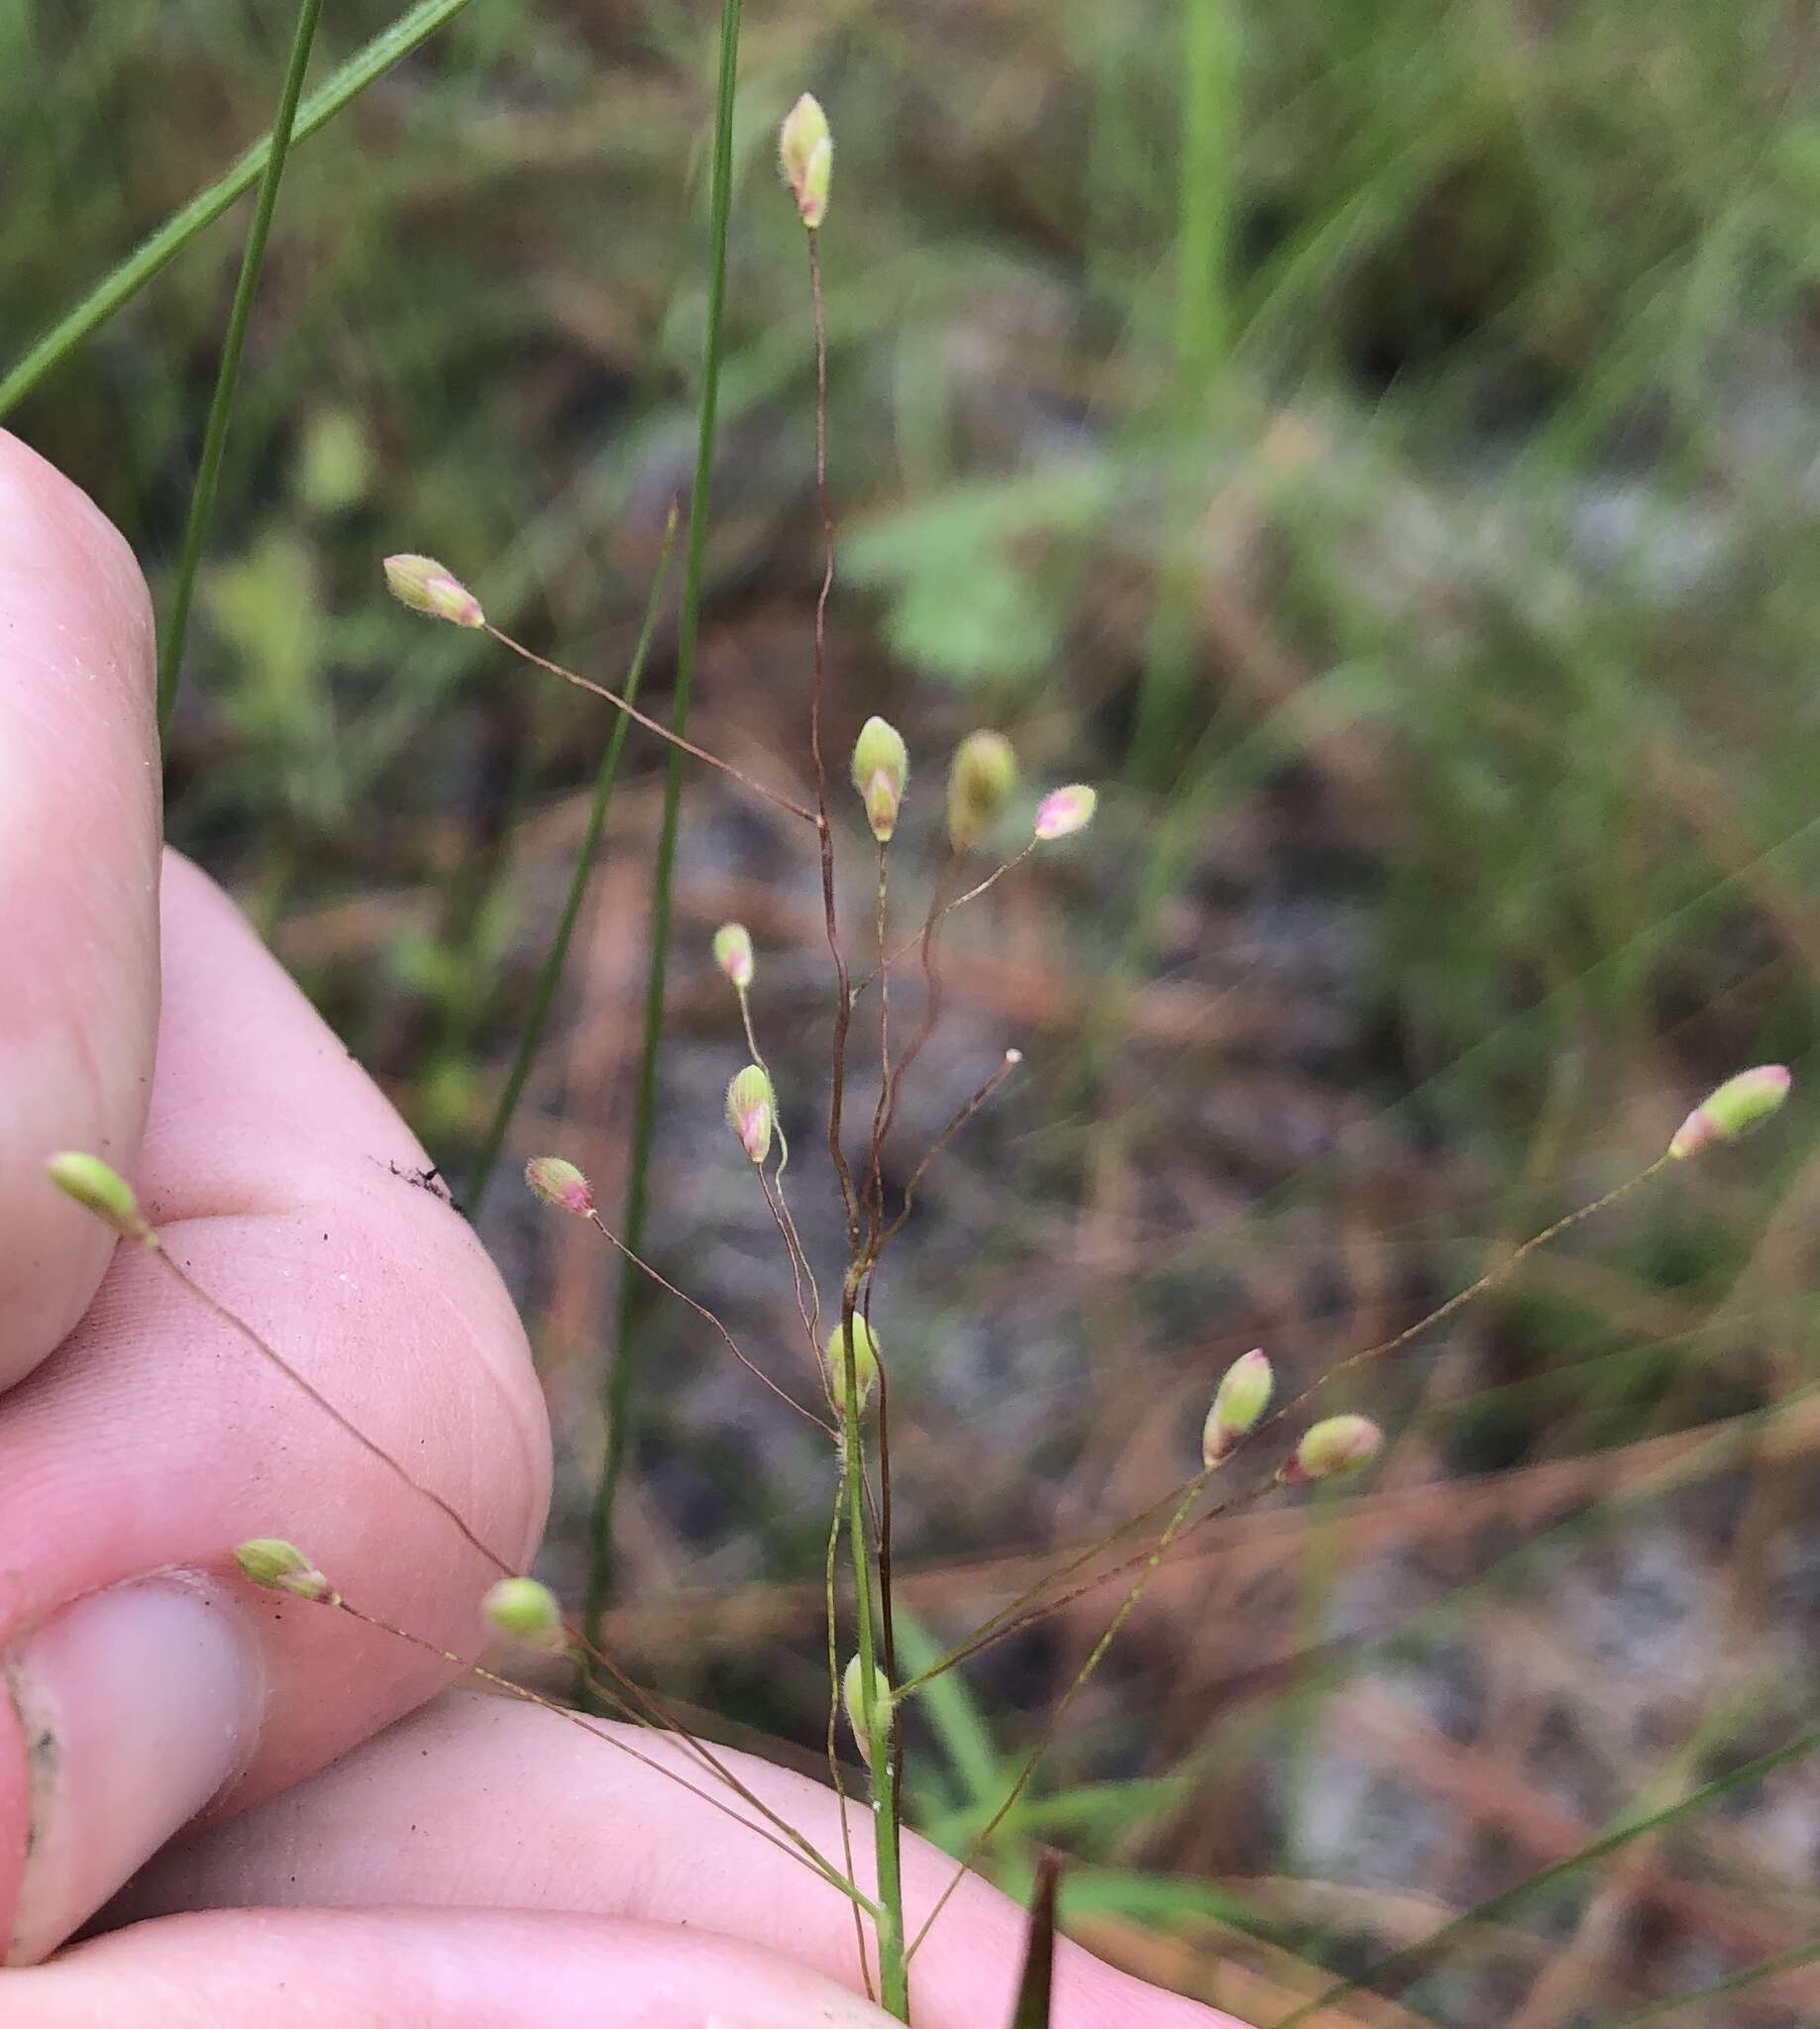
[118, 1690, 1244, 2029]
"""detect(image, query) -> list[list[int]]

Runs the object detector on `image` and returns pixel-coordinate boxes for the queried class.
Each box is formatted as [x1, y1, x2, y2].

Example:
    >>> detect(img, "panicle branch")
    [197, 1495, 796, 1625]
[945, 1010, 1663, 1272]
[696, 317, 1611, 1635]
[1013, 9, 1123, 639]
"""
[359, 55, 1802, 2013]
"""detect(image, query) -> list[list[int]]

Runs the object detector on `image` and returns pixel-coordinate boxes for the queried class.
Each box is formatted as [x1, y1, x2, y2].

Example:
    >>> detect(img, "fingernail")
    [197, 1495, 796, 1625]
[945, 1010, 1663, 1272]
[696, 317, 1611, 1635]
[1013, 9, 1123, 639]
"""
[2, 1578, 262, 1964]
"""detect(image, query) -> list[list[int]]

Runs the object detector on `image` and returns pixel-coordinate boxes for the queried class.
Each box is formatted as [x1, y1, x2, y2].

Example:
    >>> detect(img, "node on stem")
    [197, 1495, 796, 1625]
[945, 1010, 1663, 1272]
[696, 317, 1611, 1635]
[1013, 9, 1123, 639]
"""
[842, 1651, 892, 1768]
[827, 1315, 881, 1414]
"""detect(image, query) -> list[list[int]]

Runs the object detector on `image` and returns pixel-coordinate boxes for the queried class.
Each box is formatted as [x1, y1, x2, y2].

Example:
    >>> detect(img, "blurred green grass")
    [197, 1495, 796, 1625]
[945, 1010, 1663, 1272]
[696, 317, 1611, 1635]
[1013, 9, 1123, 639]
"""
[12, 2, 1820, 2021]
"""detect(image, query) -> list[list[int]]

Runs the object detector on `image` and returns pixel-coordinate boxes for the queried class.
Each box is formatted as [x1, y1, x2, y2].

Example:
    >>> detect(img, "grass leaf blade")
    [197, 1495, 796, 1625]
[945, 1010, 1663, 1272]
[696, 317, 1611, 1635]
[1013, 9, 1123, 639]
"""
[582, 0, 743, 1657]
[156, 0, 324, 737]
[1274, 1722, 1820, 2028]
[0, 0, 480, 421]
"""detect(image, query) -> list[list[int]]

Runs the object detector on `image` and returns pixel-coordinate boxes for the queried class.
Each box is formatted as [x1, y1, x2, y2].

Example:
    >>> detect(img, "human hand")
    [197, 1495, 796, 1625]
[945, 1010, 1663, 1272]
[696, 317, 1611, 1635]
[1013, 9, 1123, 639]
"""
[0, 433, 1242, 2026]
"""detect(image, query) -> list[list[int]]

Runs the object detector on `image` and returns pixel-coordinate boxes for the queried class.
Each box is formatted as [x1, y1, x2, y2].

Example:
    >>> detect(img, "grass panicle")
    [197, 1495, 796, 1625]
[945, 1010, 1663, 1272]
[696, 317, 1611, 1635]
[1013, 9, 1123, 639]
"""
[36, 7, 1820, 2022]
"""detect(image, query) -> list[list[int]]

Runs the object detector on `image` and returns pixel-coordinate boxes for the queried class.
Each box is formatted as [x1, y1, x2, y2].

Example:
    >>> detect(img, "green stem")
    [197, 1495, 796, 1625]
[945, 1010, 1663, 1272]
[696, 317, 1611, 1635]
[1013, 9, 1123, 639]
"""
[583, 0, 742, 1668]
[466, 509, 679, 1213]
[840, 1308, 910, 2019]
[908, 1471, 1209, 1964]
[1585, 1938, 1820, 2029]
[1, 0, 479, 422]
[156, 0, 323, 739]
[1172, 0, 1236, 391]
[824, 1486, 874, 1996]
[1128, 0, 1238, 781]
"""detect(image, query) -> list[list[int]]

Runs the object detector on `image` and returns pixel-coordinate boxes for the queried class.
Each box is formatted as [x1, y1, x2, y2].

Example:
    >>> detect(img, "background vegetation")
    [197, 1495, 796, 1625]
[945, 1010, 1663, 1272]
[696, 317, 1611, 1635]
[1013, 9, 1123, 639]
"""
[10, 2, 1820, 2021]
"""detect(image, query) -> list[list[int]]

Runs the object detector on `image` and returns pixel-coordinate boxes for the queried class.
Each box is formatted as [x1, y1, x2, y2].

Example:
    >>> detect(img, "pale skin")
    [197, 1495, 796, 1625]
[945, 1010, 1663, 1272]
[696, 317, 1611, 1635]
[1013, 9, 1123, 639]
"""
[0, 431, 1247, 2027]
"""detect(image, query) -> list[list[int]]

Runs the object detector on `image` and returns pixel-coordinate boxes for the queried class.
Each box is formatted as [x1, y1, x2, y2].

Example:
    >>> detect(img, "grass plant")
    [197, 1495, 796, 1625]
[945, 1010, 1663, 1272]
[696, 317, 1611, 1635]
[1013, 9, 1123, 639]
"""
[18, 6, 1820, 2023]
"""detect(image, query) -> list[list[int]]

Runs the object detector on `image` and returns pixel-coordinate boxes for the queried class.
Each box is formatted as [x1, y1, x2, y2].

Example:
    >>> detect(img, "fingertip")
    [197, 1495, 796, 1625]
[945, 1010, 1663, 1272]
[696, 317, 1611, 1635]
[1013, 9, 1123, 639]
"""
[0, 432, 155, 661]
[146, 848, 554, 1561]
[0, 430, 161, 1390]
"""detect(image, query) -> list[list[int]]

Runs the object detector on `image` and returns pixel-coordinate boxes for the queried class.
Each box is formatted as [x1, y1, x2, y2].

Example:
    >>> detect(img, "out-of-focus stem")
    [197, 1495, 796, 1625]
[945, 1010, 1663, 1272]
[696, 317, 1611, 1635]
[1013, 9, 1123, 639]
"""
[466, 514, 680, 1214]
[585, 0, 744, 1670]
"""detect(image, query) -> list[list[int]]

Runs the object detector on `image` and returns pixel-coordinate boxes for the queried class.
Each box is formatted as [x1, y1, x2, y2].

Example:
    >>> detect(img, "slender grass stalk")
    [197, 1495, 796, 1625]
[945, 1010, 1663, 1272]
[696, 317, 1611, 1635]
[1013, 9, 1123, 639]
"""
[808, 231, 863, 1249]
[1173, 0, 1237, 389]
[583, 0, 743, 1666]
[1262, 1157, 1673, 1433]
[487, 624, 817, 824]
[152, 1241, 511, 1575]
[1586, 1938, 1820, 2029]
[1127, 0, 1239, 781]
[857, 854, 906, 1756]
[853, 844, 1037, 993]
[839, 1303, 911, 2019]
[466, 509, 680, 1214]
[824, 1494, 874, 1998]
[787, 170, 910, 2011]
[1273, 1720, 1820, 2029]
[879, 1048, 1024, 1249]
[862, 845, 894, 1244]
[581, 1203, 831, 1436]
[860, 850, 956, 1243]
[0, 0, 481, 420]
[908, 1470, 1210, 1962]
[155, 0, 322, 739]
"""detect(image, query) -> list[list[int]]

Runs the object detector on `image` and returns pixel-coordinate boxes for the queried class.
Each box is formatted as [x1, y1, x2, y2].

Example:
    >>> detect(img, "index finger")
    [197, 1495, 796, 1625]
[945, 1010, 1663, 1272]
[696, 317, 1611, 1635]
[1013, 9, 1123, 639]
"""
[0, 431, 161, 1387]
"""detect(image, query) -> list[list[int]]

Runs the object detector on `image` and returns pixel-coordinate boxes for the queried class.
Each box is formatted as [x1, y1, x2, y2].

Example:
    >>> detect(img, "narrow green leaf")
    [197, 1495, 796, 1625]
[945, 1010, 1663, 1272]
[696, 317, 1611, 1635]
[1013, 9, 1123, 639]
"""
[1275, 1721, 1820, 2028]
[157, 0, 324, 737]
[583, 0, 742, 1652]
[893, 1605, 1007, 1806]
[0, 0, 480, 419]
[1587, 1937, 1820, 2028]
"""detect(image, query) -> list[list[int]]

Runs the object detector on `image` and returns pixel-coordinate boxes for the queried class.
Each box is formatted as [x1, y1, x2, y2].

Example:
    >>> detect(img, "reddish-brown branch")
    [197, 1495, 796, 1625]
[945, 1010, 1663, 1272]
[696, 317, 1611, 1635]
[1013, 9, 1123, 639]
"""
[586, 1209, 833, 1437]
[807, 233, 862, 1247]
[487, 624, 818, 826]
